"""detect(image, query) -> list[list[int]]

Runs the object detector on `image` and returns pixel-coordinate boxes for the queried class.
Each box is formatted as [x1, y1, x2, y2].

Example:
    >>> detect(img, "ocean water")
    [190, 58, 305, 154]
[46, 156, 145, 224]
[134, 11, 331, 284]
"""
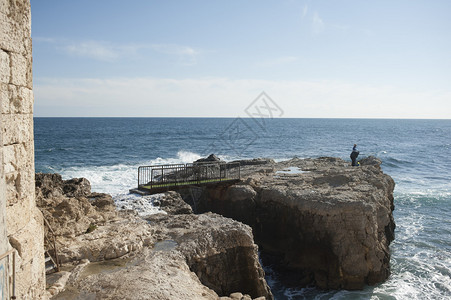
[34, 118, 451, 299]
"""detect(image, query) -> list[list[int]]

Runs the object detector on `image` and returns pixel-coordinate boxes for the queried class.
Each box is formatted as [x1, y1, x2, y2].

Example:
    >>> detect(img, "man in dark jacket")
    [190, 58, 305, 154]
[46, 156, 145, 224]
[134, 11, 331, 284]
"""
[350, 144, 359, 166]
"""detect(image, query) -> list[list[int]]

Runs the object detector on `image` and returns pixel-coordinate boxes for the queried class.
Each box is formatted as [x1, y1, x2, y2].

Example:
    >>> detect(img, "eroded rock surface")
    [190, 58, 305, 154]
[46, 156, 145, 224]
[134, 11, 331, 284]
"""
[37, 174, 272, 299]
[195, 156, 395, 290]
[36, 173, 117, 237]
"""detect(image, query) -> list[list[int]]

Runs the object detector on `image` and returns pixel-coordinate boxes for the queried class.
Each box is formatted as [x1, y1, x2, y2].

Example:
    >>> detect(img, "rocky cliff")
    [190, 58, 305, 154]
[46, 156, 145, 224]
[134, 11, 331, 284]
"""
[194, 156, 395, 290]
[36, 174, 272, 299]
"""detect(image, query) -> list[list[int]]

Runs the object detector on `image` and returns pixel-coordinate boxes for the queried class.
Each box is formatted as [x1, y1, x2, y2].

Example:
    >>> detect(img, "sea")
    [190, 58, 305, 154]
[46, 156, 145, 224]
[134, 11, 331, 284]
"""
[34, 117, 451, 300]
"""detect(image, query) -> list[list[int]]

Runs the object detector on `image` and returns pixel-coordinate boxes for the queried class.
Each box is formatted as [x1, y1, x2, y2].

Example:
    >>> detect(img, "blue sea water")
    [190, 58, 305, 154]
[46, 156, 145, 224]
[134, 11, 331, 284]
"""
[34, 118, 451, 299]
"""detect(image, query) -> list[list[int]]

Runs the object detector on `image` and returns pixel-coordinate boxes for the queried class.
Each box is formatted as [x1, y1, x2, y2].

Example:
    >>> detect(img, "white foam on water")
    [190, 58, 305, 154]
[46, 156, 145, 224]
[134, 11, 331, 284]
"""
[114, 193, 167, 217]
[58, 150, 205, 195]
[275, 166, 307, 175]
[58, 150, 206, 216]
[147, 150, 202, 166]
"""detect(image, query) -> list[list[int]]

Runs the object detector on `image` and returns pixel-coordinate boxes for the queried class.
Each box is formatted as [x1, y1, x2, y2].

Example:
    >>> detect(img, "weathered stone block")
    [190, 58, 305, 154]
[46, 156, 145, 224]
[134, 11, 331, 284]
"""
[5, 163, 34, 207]
[10, 52, 31, 87]
[2, 84, 33, 114]
[0, 49, 10, 84]
[8, 208, 44, 263]
[3, 144, 16, 173]
[6, 192, 33, 235]
[5, 170, 20, 204]
[1, 82, 9, 113]
[2, 113, 33, 145]
[0, 2, 31, 55]
[13, 225, 46, 300]
[3, 139, 33, 170]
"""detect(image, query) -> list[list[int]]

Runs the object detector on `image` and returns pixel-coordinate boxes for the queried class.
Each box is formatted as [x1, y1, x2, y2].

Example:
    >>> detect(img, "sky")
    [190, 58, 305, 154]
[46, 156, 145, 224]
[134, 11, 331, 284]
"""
[31, 0, 451, 118]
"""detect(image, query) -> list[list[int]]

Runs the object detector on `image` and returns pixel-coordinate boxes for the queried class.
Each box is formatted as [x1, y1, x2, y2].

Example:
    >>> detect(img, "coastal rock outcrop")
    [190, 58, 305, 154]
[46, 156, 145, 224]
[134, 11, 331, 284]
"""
[36, 173, 117, 237]
[193, 156, 395, 290]
[38, 174, 272, 299]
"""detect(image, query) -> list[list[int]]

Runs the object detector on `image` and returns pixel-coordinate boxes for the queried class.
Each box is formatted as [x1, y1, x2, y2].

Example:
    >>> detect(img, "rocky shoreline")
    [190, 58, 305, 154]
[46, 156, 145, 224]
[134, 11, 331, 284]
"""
[36, 174, 271, 299]
[37, 156, 395, 299]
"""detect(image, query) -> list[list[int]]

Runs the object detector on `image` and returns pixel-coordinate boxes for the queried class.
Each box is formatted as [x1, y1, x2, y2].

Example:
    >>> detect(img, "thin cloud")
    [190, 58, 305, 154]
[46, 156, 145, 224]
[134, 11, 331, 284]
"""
[312, 12, 325, 35]
[64, 41, 119, 61]
[34, 37, 200, 65]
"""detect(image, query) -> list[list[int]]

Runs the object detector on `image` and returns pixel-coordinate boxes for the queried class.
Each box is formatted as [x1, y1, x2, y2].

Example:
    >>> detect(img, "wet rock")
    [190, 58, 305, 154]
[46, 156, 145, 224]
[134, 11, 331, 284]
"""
[359, 155, 382, 166]
[62, 177, 91, 197]
[231, 158, 275, 167]
[195, 153, 221, 163]
[156, 191, 193, 215]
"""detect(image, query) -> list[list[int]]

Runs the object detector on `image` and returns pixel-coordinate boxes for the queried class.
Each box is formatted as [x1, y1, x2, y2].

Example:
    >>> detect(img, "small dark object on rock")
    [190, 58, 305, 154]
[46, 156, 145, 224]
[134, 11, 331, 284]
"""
[195, 154, 221, 163]
[86, 223, 97, 234]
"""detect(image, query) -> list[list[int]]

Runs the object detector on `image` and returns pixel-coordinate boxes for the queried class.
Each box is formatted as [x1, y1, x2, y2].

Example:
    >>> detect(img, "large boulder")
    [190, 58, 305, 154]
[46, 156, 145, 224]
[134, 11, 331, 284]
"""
[153, 191, 193, 215]
[35, 173, 117, 237]
[194, 157, 396, 290]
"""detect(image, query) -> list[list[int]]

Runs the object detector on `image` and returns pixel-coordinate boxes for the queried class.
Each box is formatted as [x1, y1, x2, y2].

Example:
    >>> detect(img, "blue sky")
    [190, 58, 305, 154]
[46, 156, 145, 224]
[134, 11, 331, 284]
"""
[31, 0, 451, 118]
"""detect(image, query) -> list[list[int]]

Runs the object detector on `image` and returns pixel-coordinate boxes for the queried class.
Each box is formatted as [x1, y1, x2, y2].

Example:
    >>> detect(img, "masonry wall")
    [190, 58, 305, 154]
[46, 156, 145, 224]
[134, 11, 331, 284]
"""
[0, 0, 46, 298]
[1, 90, 8, 299]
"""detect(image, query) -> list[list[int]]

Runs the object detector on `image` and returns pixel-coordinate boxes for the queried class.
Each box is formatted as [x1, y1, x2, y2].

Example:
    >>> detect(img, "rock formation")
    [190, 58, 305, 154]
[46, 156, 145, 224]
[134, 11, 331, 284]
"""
[37, 174, 273, 299]
[193, 156, 395, 290]
[36, 173, 117, 238]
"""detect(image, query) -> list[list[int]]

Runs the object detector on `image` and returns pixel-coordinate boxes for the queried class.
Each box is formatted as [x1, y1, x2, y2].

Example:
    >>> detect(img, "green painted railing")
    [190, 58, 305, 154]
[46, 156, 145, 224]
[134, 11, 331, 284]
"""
[137, 162, 240, 192]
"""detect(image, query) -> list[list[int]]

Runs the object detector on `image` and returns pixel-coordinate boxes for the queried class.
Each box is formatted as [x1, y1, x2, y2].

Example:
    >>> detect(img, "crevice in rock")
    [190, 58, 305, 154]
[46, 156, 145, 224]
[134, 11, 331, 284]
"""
[186, 246, 268, 298]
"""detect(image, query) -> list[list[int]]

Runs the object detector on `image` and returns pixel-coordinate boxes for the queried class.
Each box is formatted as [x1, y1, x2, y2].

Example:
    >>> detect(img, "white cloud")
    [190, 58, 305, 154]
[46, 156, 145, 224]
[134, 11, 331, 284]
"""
[64, 41, 119, 61]
[312, 12, 325, 35]
[34, 77, 451, 119]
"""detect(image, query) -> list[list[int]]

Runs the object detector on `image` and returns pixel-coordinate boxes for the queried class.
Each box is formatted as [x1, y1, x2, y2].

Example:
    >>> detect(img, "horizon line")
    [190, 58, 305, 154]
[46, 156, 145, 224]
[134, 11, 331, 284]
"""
[33, 116, 451, 120]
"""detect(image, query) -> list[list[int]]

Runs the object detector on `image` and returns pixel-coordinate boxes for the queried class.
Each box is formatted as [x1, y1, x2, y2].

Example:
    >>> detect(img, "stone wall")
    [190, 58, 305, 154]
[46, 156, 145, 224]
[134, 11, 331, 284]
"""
[1, 83, 8, 300]
[0, 0, 46, 298]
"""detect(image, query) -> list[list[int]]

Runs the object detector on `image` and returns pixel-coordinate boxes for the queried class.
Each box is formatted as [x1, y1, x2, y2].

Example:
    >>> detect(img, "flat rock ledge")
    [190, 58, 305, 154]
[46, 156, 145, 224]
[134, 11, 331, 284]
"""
[36, 175, 272, 299]
[192, 156, 396, 290]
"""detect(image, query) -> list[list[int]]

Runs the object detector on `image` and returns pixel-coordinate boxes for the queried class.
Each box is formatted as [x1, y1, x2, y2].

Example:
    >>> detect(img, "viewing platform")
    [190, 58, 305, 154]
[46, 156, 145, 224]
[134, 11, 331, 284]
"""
[130, 162, 241, 195]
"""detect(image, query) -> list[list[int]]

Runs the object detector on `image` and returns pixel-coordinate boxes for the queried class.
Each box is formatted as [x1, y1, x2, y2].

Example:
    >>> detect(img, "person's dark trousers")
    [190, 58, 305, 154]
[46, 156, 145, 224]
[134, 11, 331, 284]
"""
[351, 157, 356, 166]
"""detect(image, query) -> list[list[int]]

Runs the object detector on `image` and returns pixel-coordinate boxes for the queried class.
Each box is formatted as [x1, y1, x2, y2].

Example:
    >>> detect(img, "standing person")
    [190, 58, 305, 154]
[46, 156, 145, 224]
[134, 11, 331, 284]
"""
[350, 144, 359, 166]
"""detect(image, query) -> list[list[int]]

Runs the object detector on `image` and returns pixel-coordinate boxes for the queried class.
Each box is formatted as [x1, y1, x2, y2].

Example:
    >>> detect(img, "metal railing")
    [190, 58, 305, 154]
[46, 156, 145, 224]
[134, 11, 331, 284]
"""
[138, 162, 240, 191]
